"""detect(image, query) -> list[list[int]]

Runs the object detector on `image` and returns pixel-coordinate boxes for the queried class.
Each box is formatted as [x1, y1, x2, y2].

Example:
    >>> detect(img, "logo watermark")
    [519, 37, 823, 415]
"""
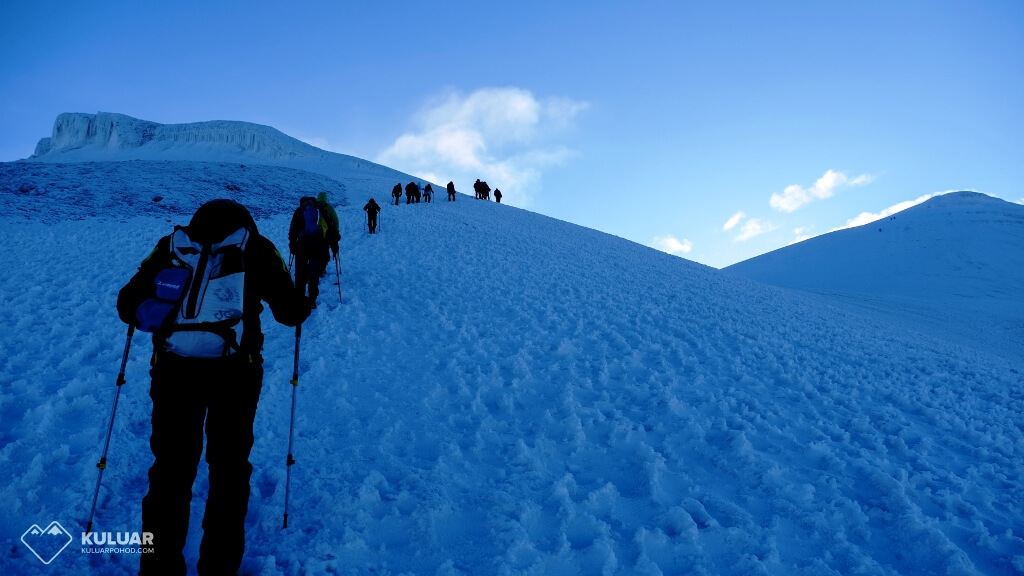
[21, 521, 155, 564]
[21, 522, 73, 565]
[80, 530, 154, 555]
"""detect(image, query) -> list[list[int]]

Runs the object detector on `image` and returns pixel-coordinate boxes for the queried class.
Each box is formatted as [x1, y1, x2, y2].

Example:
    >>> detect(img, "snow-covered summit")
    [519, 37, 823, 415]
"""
[25, 112, 422, 193]
[32, 112, 325, 161]
[726, 191, 1024, 358]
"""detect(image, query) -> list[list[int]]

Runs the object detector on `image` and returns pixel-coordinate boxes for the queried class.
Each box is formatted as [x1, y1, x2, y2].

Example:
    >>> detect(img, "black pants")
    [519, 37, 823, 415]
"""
[368, 215, 378, 234]
[140, 353, 263, 576]
[448, 192, 455, 201]
[294, 256, 327, 302]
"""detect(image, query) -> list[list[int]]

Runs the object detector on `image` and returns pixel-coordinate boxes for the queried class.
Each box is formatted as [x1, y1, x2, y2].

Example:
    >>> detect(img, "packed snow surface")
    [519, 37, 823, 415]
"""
[1, 119, 1022, 575]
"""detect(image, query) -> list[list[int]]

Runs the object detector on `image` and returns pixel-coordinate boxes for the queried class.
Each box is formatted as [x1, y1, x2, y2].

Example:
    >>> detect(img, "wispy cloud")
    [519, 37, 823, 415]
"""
[831, 191, 956, 231]
[652, 235, 693, 255]
[723, 211, 745, 231]
[770, 169, 872, 212]
[377, 87, 588, 206]
[789, 226, 814, 245]
[723, 211, 776, 242]
[735, 218, 776, 242]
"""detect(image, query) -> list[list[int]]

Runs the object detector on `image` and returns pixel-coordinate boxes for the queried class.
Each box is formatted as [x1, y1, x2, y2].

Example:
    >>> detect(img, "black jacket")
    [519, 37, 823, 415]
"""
[288, 197, 340, 257]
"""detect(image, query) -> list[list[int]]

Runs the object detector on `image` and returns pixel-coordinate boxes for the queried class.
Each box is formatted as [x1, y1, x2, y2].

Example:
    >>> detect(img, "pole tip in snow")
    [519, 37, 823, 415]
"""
[282, 514, 288, 529]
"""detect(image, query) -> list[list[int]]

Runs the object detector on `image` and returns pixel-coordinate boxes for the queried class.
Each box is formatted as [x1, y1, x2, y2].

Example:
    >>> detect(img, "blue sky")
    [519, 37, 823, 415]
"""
[2, 0, 1022, 267]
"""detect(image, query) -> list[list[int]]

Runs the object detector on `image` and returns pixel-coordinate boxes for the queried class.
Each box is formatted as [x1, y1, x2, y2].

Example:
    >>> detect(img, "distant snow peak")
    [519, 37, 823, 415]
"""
[23, 111, 424, 196]
[31, 111, 312, 160]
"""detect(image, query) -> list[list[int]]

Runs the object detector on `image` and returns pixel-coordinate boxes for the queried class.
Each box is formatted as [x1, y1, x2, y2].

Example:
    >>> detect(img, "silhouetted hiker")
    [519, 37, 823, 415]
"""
[424, 183, 433, 203]
[406, 181, 421, 203]
[473, 179, 484, 199]
[494, 189, 502, 203]
[364, 198, 381, 234]
[447, 181, 456, 201]
[117, 199, 310, 576]
[392, 183, 402, 206]
[480, 180, 491, 200]
[289, 195, 339, 308]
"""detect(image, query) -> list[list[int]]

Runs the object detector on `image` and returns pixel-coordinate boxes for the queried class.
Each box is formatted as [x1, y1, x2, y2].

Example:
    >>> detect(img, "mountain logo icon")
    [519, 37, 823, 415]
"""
[21, 521, 73, 565]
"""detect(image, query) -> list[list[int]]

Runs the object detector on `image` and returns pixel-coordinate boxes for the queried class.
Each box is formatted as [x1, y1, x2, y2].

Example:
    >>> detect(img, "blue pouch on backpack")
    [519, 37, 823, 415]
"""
[136, 267, 191, 332]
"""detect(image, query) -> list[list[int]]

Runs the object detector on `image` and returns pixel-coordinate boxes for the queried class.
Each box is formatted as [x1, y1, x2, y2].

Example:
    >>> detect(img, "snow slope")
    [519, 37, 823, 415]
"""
[0, 160, 352, 222]
[725, 192, 1024, 362]
[1, 176, 1022, 575]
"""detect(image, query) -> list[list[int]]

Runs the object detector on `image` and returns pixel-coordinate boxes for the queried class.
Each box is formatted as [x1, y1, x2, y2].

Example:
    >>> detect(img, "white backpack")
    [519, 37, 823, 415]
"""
[162, 226, 250, 358]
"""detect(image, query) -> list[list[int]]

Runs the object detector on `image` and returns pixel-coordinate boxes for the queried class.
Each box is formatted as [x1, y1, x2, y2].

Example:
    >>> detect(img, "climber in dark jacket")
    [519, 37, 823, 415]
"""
[117, 199, 310, 576]
[288, 196, 340, 308]
[363, 198, 382, 234]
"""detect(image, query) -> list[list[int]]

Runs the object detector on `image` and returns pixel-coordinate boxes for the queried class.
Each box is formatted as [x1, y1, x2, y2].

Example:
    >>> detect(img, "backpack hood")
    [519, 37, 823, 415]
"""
[316, 192, 329, 203]
[187, 199, 258, 244]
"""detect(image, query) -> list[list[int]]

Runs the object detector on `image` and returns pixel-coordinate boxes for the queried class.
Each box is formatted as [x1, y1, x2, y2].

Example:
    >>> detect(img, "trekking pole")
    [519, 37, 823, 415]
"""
[86, 325, 135, 534]
[288, 253, 294, 275]
[283, 323, 301, 529]
[333, 254, 343, 304]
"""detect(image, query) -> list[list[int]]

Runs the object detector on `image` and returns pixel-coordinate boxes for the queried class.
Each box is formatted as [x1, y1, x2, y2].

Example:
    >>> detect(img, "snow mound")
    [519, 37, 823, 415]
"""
[726, 191, 1024, 359]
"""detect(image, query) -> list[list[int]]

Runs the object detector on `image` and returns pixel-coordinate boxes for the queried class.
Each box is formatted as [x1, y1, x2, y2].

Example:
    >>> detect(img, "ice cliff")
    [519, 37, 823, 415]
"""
[27, 112, 418, 189]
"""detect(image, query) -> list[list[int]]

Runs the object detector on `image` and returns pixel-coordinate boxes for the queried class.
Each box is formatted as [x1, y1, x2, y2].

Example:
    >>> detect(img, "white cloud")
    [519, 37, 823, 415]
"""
[735, 218, 776, 242]
[789, 226, 814, 245]
[723, 211, 745, 231]
[652, 235, 693, 255]
[770, 169, 872, 212]
[722, 211, 775, 242]
[377, 87, 588, 206]
[832, 191, 955, 231]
